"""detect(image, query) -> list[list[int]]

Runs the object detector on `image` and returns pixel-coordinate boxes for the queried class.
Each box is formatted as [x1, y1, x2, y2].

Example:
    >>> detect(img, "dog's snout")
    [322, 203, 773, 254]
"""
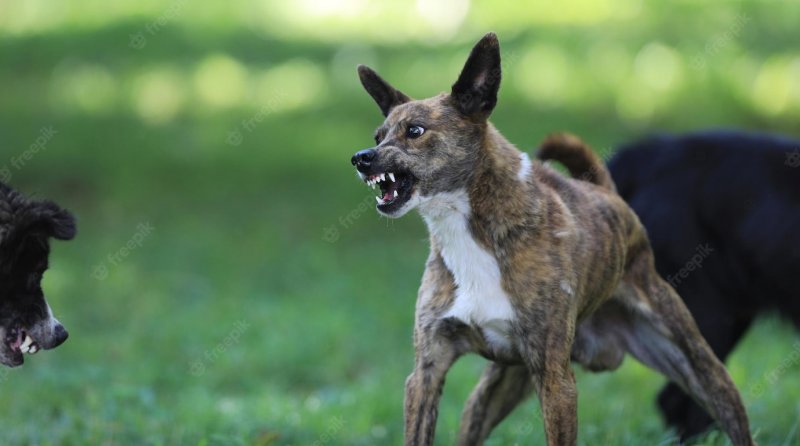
[52, 323, 68, 348]
[351, 148, 377, 170]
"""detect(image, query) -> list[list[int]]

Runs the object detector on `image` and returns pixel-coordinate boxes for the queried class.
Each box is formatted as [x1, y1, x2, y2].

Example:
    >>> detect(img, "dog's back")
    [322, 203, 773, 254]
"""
[608, 129, 800, 438]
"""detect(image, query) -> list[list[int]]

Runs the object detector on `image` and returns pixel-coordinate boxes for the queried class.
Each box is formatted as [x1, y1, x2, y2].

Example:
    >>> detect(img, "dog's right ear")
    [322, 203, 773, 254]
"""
[357, 65, 410, 117]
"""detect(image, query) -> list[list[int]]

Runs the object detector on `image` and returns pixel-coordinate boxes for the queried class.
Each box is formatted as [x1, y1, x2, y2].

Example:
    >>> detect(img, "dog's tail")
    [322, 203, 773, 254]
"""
[537, 133, 616, 192]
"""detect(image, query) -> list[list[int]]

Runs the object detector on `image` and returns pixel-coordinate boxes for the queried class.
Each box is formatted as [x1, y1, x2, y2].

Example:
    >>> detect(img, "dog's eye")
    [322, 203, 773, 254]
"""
[406, 125, 425, 139]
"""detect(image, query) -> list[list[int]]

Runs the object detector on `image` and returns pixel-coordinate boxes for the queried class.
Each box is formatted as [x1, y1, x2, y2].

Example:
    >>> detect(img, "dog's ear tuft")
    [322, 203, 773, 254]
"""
[451, 32, 501, 119]
[29, 201, 77, 241]
[357, 65, 410, 117]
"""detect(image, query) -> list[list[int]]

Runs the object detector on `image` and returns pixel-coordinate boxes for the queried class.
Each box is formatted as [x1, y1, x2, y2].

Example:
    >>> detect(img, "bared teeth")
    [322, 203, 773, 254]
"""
[375, 196, 382, 204]
[394, 190, 399, 198]
[366, 173, 393, 188]
[19, 335, 33, 353]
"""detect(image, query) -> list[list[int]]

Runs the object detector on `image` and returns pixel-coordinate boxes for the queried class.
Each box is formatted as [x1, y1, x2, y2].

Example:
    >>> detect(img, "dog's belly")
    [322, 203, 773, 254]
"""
[475, 319, 521, 362]
[445, 290, 517, 356]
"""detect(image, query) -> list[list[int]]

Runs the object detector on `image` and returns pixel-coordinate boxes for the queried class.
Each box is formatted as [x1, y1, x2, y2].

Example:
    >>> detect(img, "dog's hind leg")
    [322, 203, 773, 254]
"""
[458, 363, 533, 446]
[614, 267, 754, 446]
[658, 305, 753, 442]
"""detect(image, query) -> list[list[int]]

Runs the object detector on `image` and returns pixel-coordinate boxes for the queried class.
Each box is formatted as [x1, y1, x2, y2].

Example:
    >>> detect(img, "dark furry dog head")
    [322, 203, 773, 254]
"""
[0, 183, 75, 367]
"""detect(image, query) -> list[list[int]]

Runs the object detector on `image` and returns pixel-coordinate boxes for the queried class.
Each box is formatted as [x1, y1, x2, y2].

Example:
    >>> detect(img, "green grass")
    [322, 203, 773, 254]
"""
[1, 1, 800, 444]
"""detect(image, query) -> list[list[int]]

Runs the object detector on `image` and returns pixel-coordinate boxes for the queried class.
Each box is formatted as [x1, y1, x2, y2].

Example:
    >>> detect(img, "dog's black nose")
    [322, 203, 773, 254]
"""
[52, 323, 68, 348]
[351, 148, 377, 169]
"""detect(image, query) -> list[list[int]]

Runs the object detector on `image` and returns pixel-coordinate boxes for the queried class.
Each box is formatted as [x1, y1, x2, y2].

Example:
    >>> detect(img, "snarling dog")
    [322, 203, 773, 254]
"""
[351, 33, 754, 445]
[0, 182, 74, 367]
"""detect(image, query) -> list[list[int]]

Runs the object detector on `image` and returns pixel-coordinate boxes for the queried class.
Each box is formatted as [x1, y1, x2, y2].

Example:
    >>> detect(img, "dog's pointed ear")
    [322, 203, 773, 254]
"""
[357, 65, 410, 117]
[27, 201, 77, 241]
[451, 32, 501, 119]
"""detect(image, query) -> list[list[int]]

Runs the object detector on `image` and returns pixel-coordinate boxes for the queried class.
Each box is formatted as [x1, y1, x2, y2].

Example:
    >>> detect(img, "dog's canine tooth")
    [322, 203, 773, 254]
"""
[394, 190, 399, 198]
[372, 183, 376, 190]
[21, 335, 33, 349]
[388, 173, 395, 182]
[375, 196, 382, 204]
[380, 173, 386, 182]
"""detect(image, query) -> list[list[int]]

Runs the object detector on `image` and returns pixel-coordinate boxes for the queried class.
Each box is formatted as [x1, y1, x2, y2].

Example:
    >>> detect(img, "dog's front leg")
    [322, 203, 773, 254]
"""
[404, 330, 459, 446]
[534, 359, 577, 446]
[404, 253, 462, 446]
[516, 294, 579, 446]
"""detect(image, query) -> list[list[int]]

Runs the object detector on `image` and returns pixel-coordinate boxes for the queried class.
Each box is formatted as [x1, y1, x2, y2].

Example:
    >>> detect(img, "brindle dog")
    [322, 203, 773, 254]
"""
[350, 33, 754, 446]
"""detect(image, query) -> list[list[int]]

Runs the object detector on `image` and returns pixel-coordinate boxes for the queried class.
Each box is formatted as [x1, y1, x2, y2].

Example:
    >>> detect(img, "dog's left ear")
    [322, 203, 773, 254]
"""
[451, 32, 501, 119]
[357, 65, 410, 117]
[27, 201, 77, 241]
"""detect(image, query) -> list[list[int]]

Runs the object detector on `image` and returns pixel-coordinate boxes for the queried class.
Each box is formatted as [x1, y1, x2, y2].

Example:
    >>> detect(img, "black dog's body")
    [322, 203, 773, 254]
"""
[609, 130, 800, 439]
[0, 182, 74, 367]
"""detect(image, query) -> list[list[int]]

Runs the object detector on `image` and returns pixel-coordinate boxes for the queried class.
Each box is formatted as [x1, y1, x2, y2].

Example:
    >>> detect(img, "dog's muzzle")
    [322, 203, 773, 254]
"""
[351, 147, 417, 215]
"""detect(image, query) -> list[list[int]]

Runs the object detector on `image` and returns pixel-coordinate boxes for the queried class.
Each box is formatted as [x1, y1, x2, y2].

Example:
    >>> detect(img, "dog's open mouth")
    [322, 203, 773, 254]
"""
[5, 324, 40, 356]
[363, 171, 416, 213]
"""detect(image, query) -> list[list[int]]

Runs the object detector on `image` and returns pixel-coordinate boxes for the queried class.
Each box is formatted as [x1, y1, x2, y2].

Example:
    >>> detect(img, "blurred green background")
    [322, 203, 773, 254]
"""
[1, 0, 799, 444]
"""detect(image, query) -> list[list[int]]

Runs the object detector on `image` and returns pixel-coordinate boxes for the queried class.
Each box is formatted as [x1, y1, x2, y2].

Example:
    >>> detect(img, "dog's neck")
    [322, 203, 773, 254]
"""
[418, 124, 544, 252]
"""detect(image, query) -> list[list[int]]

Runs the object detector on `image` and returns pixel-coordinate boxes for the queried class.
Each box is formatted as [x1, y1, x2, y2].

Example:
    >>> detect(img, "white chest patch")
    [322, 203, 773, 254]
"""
[517, 151, 532, 182]
[419, 190, 516, 350]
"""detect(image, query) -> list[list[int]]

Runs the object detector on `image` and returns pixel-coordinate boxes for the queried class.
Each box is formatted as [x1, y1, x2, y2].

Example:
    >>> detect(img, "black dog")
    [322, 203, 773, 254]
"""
[0, 182, 75, 367]
[608, 129, 800, 441]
